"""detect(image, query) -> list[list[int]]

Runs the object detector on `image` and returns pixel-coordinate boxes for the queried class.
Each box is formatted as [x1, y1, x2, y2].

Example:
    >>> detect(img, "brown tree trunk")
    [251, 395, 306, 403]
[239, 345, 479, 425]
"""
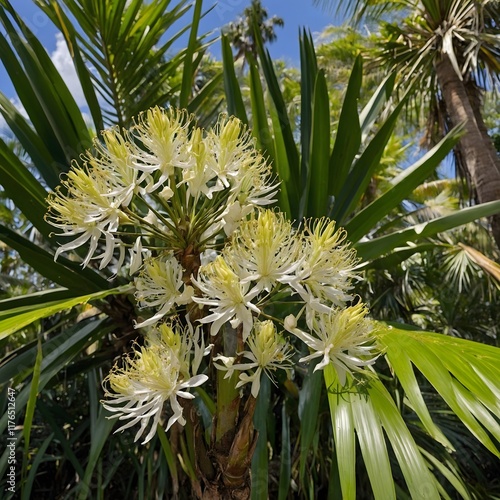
[183, 396, 258, 500]
[435, 53, 500, 249]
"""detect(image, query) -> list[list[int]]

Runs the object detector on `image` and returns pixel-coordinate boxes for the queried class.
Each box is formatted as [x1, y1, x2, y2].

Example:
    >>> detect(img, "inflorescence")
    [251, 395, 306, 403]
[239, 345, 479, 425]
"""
[46, 107, 378, 443]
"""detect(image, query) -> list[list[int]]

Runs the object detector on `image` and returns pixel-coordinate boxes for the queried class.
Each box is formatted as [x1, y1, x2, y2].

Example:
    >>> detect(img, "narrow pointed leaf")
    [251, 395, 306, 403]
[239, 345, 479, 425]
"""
[419, 449, 471, 500]
[355, 200, 500, 262]
[300, 29, 318, 190]
[251, 375, 271, 499]
[221, 35, 248, 123]
[329, 55, 362, 197]
[78, 407, 115, 500]
[45, 1, 104, 131]
[324, 365, 356, 500]
[21, 336, 43, 498]
[356, 243, 438, 271]
[0, 288, 78, 312]
[0, 224, 109, 291]
[157, 425, 178, 490]
[298, 365, 322, 485]
[345, 127, 462, 242]
[384, 347, 454, 450]
[21, 433, 53, 500]
[0, 284, 131, 339]
[179, 0, 202, 108]
[367, 377, 441, 499]
[187, 72, 223, 117]
[332, 97, 406, 224]
[248, 53, 275, 158]
[36, 401, 86, 479]
[268, 101, 292, 216]
[306, 70, 331, 217]
[352, 395, 395, 500]
[0, 319, 112, 435]
[0, 137, 52, 237]
[376, 324, 500, 457]
[0, 34, 65, 186]
[359, 72, 396, 141]
[0, 92, 61, 188]
[254, 26, 300, 203]
[278, 403, 291, 500]
[0, 4, 91, 159]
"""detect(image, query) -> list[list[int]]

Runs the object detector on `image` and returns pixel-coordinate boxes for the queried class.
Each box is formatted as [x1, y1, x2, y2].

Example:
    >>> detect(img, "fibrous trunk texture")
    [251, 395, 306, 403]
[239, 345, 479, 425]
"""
[435, 53, 500, 248]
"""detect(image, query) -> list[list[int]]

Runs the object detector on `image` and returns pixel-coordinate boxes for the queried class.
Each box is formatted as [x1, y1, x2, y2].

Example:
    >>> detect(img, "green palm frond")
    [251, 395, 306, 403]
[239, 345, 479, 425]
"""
[458, 242, 500, 283]
[376, 0, 500, 103]
[34, 0, 214, 129]
[325, 323, 500, 498]
[378, 324, 500, 454]
[411, 179, 460, 203]
[442, 244, 480, 292]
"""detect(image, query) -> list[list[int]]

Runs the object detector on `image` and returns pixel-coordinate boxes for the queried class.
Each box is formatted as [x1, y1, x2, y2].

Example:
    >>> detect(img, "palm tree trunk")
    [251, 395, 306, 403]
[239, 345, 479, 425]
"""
[435, 53, 500, 248]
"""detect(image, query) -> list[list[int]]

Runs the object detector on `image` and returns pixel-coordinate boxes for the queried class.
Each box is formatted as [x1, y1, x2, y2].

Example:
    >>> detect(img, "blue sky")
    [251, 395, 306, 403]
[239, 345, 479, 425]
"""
[0, 0, 342, 104]
[203, 0, 342, 61]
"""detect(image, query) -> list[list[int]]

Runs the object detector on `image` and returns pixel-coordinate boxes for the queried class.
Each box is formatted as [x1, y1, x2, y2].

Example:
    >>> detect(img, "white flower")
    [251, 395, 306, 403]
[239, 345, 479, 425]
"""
[284, 303, 378, 386]
[151, 321, 211, 378]
[200, 249, 218, 266]
[46, 108, 282, 275]
[143, 210, 161, 227]
[221, 201, 252, 236]
[134, 253, 194, 328]
[47, 166, 128, 268]
[102, 325, 208, 444]
[89, 128, 142, 207]
[206, 116, 279, 208]
[130, 107, 192, 191]
[225, 210, 301, 293]
[291, 219, 358, 312]
[229, 156, 278, 209]
[179, 127, 222, 200]
[205, 116, 254, 187]
[215, 320, 293, 397]
[192, 256, 260, 338]
[128, 237, 147, 275]
[159, 185, 174, 201]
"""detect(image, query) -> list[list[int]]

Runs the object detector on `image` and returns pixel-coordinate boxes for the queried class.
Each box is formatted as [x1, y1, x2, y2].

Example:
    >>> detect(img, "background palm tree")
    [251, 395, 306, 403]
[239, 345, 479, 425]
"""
[222, 0, 284, 61]
[318, 0, 500, 248]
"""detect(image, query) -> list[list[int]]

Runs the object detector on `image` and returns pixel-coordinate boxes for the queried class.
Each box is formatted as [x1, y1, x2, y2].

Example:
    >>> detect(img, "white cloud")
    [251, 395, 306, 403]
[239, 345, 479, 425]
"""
[0, 113, 7, 133]
[1, 34, 88, 135]
[50, 33, 86, 107]
[0, 98, 28, 136]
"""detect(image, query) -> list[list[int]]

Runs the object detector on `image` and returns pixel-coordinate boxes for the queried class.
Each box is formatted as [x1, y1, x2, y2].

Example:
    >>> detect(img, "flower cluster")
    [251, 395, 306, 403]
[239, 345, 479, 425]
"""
[215, 320, 293, 397]
[46, 107, 278, 270]
[102, 323, 210, 443]
[47, 107, 378, 443]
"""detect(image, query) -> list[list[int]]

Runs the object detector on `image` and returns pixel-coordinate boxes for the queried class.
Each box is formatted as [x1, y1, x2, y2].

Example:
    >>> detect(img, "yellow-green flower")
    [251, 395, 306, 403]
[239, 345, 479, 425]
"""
[192, 256, 260, 338]
[215, 320, 293, 397]
[225, 210, 301, 293]
[131, 107, 191, 191]
[284, 302, 377, 385]
[134, 253, 194, 328]
[102, 325, 208, 444]
[292, 218, 358, 312]
[46, 166, 128, 268]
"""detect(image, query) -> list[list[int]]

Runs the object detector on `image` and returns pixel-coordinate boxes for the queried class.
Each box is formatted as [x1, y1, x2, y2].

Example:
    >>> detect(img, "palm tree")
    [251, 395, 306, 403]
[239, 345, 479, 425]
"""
[318, 0, 500, 248]
[223, 0, 284, 61]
